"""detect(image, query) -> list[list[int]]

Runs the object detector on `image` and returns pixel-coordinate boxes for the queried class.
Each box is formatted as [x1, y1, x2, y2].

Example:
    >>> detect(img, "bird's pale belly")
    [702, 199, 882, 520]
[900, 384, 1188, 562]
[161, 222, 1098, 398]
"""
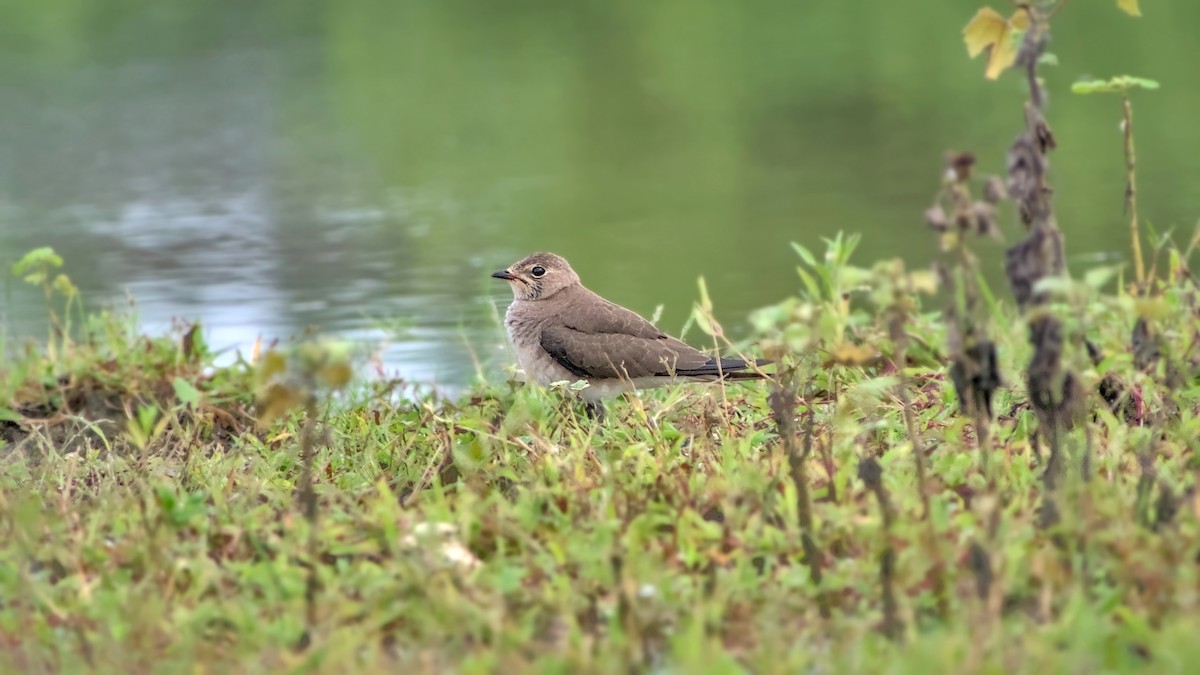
[518, 348, 574, 388]
[519, 349, 670, 403]
[509, 336, 630, 402]
[505, 316, 574, 385]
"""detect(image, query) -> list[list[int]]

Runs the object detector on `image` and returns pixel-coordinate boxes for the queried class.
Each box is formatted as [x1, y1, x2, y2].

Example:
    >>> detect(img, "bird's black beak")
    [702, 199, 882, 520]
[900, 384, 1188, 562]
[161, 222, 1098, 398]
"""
[491, 269, 517, 281]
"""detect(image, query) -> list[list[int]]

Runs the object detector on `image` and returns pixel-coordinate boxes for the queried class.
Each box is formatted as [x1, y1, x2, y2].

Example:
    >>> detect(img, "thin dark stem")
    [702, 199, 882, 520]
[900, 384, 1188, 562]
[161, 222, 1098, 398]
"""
[859, 457, 902, 640]
[951, 228, 995, 481]
[771, 375, 830, 620]
[891, 318, 931, 517]
[974, 406, 993, 484]
[890, 315, 949, 621]
[1043, 415, 1061, 491]
[1025, 48, 1042, 111]
[298, 402, 320, 648]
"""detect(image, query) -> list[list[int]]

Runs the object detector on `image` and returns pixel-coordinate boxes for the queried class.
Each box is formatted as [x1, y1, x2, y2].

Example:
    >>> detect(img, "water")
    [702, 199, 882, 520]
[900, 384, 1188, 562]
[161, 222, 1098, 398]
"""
[3, 1, 1197, 390]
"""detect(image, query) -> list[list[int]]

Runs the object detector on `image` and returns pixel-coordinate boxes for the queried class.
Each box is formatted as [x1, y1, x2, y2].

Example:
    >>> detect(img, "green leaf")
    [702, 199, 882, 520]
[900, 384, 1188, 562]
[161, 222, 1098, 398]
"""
[22, 271, 48, 285]
[11, 247, 63, 277]
[1071, 79, 1106, 95]
[1169, 248, 1183, 281]
[690, 305, 717, 337]
[0, 407, 22, 423]
[1072, 75, 1160, 94]
[172, 377, 203, 406]
[696, 275, 713, 313]
[790, 242, 817, 269]
[155, 484, 178, 512]
[52, 273, 77, 298]
[834, 232, 862, 266]
[838, 265, 875, 293]
[137, 404, 159, 434]
[1032, 276, 1073, 296]
[1083, 265, 1122, 290]
[795, 265, 821, 300]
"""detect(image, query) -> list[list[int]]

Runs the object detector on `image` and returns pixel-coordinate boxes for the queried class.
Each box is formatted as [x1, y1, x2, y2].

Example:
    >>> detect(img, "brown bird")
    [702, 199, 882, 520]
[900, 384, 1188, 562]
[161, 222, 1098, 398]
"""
[492, 252, 768, 419]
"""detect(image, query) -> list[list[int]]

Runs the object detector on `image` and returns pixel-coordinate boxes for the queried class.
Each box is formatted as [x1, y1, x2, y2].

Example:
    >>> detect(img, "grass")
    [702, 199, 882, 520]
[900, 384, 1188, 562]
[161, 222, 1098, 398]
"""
[2, 238, 1199, 673]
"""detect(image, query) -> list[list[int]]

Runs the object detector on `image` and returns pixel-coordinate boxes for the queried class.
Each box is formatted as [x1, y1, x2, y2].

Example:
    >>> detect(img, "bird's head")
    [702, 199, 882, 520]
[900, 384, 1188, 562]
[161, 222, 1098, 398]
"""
[491, 252, 580, 301]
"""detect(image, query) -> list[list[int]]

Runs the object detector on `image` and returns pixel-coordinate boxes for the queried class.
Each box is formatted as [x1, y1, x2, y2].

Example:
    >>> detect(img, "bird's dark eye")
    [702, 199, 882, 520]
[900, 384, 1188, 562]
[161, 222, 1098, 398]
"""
[531, 266, 546, 278]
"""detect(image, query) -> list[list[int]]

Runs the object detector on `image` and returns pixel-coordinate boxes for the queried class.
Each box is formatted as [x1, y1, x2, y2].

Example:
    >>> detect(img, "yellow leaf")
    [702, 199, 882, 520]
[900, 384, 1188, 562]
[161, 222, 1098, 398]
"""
[256, 381, 309, 428]
[828, 342, 878, 367]
[963, 8, 1006, 57]
[318, 361, 353, 389]
[1117, 0, 1141, 17]
[962, 7, 1031, 80]
[258, 350, 288, 380]
[907, 270, 940, 295]
[1133, 298, 1171, 321]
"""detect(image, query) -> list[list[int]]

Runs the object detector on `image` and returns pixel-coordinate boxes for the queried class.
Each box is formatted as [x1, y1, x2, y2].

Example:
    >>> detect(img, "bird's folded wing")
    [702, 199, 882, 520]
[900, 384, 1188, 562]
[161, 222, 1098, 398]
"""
[539, 289, 761, 380]
[540, 325, 711, 379]
[563, 293, 670, 340]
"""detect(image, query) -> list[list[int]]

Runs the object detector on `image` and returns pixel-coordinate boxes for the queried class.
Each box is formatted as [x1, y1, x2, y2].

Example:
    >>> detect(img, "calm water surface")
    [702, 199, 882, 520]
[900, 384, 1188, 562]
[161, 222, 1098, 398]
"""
[3, 1, 1197, 391]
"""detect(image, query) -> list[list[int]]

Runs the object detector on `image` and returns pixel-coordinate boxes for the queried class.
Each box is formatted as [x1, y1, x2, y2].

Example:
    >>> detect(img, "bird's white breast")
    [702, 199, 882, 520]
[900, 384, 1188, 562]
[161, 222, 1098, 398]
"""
[505, 305, 570, 384]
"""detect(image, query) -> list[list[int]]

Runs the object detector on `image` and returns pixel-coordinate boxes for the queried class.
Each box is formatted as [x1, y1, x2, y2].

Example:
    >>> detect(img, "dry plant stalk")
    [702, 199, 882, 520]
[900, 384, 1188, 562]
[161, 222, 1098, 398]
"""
[769, 373, 831, 620]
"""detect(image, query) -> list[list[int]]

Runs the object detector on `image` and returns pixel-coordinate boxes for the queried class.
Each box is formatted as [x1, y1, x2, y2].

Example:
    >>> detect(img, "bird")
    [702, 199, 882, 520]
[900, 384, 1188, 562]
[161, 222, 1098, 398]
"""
[491, 252, 769, 419]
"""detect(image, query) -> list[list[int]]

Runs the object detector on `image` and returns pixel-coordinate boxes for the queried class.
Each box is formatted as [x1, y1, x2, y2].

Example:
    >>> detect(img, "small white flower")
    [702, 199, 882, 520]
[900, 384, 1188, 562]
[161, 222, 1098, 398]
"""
[400, 522, 480, 572]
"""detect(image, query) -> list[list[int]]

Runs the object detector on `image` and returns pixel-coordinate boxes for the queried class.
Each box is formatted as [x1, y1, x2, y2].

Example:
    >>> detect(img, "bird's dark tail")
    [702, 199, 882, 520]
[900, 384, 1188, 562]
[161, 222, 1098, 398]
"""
[677, 357, 772, 379]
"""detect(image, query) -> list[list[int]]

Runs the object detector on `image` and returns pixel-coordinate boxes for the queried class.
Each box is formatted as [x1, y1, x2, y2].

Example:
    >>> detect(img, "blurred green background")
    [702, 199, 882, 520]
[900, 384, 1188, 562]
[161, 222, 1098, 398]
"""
[1, 0, 1196, 387]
